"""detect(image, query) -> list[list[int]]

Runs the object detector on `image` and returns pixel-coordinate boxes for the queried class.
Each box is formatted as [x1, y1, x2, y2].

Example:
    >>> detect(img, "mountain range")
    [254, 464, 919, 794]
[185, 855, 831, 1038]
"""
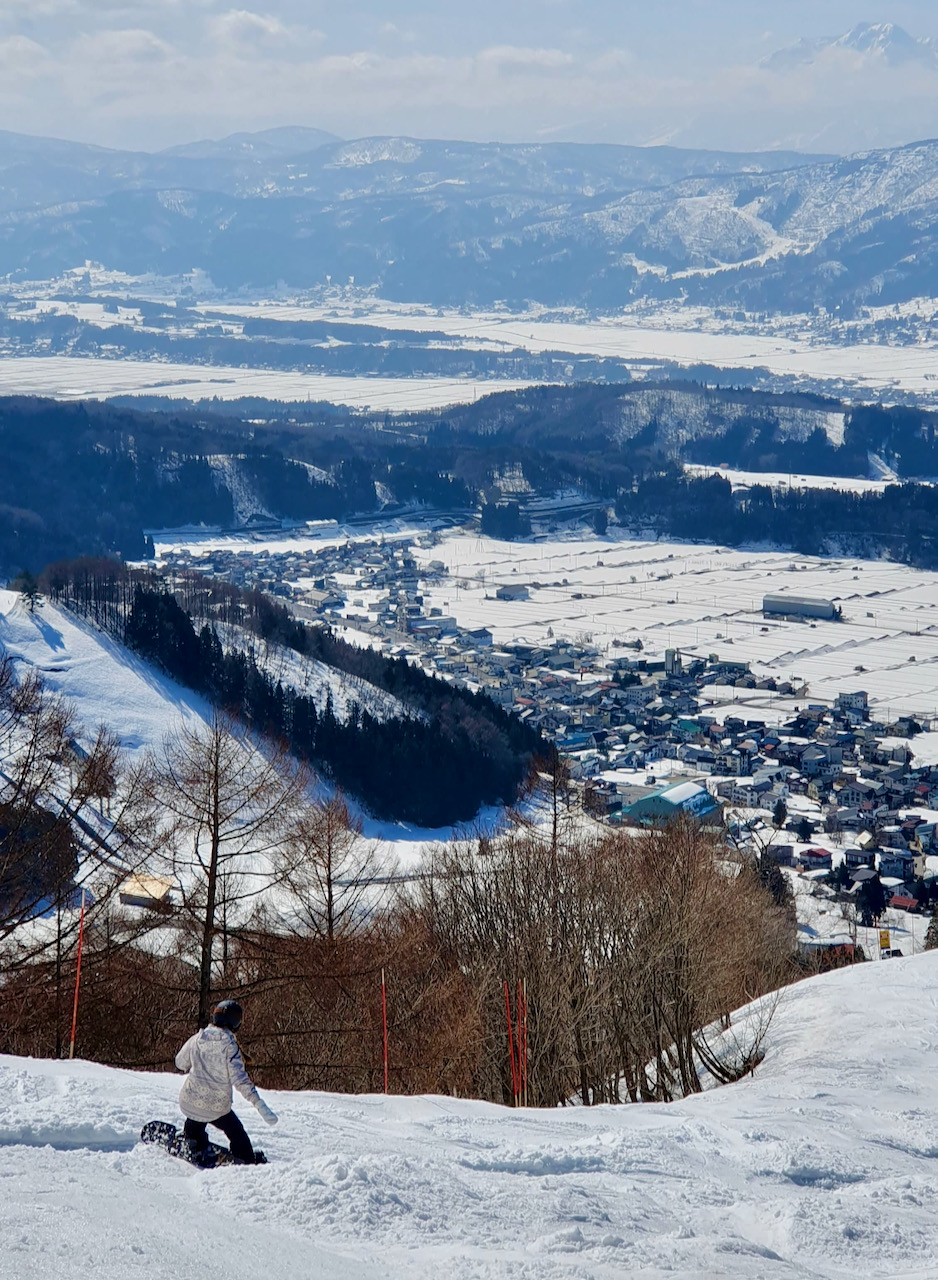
[2, 121, 938, 314]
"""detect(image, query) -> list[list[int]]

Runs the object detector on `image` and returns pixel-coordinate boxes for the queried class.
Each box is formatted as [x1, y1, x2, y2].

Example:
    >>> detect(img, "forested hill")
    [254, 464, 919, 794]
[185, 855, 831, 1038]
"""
[44, 560, 544, 826]
[6, 387, 938, 575]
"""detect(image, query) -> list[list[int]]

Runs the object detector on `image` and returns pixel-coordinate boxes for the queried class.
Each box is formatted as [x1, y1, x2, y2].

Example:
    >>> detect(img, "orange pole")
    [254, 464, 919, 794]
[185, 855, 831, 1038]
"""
[68, 891, 86, 1060]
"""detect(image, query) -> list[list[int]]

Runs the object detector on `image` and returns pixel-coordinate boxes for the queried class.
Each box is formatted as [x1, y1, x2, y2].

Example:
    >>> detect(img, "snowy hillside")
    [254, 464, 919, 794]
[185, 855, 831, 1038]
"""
[0, 588, 211, 758]
[3, 954, 938, 1278]
[0, 590, 411, 758]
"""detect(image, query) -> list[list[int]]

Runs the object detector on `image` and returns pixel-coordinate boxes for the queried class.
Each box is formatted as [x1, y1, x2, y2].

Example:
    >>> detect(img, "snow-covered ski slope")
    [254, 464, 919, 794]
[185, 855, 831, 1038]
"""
[0, 590, 407, 758]
[0, 588, 212, 758]
[3, 954, 938, 1279]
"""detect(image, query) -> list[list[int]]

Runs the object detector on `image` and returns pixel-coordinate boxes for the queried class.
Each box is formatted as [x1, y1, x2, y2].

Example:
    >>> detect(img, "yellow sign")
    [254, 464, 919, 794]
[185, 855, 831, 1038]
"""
[879, 929, 891, 951]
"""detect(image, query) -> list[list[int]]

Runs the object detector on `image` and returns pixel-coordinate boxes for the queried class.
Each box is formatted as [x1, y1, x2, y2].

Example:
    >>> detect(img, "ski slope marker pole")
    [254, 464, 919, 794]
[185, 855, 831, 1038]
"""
[68, 889, 86, 1061]
[517, 980, 524, 1107]
[381, 968, 389, 1094]
[519, 977, 527, 1111]
[504, 981, 519, 1105]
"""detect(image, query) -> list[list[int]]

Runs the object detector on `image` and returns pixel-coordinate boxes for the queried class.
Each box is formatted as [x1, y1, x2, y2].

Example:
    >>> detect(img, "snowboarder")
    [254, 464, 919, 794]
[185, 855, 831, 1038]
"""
[174, 999, 278, 1164]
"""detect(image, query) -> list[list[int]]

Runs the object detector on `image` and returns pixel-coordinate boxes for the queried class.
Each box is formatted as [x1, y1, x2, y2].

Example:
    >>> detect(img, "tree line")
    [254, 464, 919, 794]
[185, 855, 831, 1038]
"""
[615, 467, 938, 568]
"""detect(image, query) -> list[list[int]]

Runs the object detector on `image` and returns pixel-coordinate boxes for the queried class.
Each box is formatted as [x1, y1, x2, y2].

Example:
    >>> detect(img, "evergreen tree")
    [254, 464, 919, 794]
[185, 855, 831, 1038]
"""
[925, 905, 938, 951]
[857, 874, 888, 927]
[826, 862, 852, 892]
[772, 797, 788, 830]
[14, 569, 40, 612]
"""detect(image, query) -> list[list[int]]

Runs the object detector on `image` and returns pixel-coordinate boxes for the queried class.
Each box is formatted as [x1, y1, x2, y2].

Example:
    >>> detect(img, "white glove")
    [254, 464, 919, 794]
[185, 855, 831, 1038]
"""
[255, 1098, 278, 1127]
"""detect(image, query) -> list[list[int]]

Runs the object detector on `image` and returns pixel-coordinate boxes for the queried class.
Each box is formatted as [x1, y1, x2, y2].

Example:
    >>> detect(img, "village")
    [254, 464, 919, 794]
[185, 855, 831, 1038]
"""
[151, 530, 938, 939]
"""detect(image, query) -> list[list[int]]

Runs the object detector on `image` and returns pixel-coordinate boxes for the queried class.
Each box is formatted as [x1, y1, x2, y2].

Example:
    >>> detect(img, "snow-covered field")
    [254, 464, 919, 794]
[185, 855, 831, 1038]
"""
[6, 268, 938, 405]
[3, 954, 938, 1278]
[201, 297, 938, 401]
[683, 465, 900, 494]
[151, 516, 938, 722]
[0, 355, 535, 410]
[410, 530, 938, 722]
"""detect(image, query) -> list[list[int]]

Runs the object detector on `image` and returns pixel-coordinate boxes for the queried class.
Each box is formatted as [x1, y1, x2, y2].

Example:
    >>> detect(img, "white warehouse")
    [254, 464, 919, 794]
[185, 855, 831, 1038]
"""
[763, 594, 838, 621]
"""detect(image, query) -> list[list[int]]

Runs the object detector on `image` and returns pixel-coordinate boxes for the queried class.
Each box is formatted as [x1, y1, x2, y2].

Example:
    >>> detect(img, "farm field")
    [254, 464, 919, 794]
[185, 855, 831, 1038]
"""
[410, 531, 938, 723]
[0, 355, 534, 410]
[201, 297, 938, 401]
[682, 464, 901, 494]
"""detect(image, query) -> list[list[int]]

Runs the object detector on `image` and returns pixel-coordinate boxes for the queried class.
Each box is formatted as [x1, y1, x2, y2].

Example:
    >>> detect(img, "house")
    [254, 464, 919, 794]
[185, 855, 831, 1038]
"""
[621, 781, 723, 826]
[843, 848, 873, 871]
[679, 745, 716, 771]
[495, 583, 529, 602]
[119, 874, 174, 910]
[798, 848, 833, 872]
[836, 691, 869, 715]
[838, 778, 886, 808]
[769, 845, 796, 867]
[715, 748, 753, 776]
[729, 778, 773, 808]
[879, 849, 926, 880]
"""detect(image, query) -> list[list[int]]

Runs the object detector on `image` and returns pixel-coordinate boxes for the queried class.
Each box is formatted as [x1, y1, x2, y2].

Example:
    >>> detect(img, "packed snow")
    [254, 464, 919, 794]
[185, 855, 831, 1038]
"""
[3, 954, 938, 1278]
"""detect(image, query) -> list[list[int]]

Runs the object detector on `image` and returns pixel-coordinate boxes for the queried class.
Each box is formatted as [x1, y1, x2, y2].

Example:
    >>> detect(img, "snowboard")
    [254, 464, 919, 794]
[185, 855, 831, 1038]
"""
[140, 1120, 266, 1168]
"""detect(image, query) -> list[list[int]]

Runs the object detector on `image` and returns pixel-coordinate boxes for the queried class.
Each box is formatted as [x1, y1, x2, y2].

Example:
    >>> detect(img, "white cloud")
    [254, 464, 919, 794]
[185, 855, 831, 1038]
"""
[1, 6, 938, 154]
[208, 9, 287, 43]
[477, 45, 574, 71]
[72, 27, 175, 65]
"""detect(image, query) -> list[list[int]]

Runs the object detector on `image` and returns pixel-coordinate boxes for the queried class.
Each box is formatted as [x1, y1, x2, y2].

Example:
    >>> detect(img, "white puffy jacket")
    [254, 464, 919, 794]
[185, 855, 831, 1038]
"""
[175, 1025, 263, 1123]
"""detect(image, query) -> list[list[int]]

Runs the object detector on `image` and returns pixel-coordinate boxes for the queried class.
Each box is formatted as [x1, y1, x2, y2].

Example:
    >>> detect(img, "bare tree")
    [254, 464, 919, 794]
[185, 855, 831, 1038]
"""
[413, 815, 795, 1107]
[145, 711, 312, 1026]
[280, 792, 383, 941]
[0, 657, 155, 952]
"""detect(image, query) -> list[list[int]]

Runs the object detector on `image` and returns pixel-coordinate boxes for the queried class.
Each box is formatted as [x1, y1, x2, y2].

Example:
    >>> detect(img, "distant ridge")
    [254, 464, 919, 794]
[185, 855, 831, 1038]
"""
[161, 126, 341, 161]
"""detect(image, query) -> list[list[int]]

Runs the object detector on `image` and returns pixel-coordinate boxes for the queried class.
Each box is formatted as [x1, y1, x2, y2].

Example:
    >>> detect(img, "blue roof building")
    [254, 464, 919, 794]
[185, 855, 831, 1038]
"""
[621, 781, 723, 827]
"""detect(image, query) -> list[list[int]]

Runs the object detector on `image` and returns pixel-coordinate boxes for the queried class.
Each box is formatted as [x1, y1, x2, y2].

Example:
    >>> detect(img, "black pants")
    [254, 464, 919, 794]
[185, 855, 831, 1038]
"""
[183, 1111, 255, 1163]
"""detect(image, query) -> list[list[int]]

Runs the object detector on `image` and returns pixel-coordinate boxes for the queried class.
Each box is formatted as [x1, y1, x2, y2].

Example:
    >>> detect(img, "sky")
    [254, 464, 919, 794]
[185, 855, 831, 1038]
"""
[4, 2, 938, 154]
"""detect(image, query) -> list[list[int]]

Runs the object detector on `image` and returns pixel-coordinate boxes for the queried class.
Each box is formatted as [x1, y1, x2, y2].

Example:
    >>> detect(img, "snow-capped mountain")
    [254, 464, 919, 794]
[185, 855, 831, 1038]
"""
[2, 124, 938, 313]
[763, 21, 938, 72]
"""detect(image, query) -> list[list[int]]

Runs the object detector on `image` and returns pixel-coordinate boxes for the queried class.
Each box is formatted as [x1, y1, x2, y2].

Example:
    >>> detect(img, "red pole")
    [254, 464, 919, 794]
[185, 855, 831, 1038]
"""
[381, 968, 389, 1095]
[516, 980, 524, 1107]
[68, 890, 86, 1060]
[504, 981, 519, 1104]
[519, 978, 528, 1107]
